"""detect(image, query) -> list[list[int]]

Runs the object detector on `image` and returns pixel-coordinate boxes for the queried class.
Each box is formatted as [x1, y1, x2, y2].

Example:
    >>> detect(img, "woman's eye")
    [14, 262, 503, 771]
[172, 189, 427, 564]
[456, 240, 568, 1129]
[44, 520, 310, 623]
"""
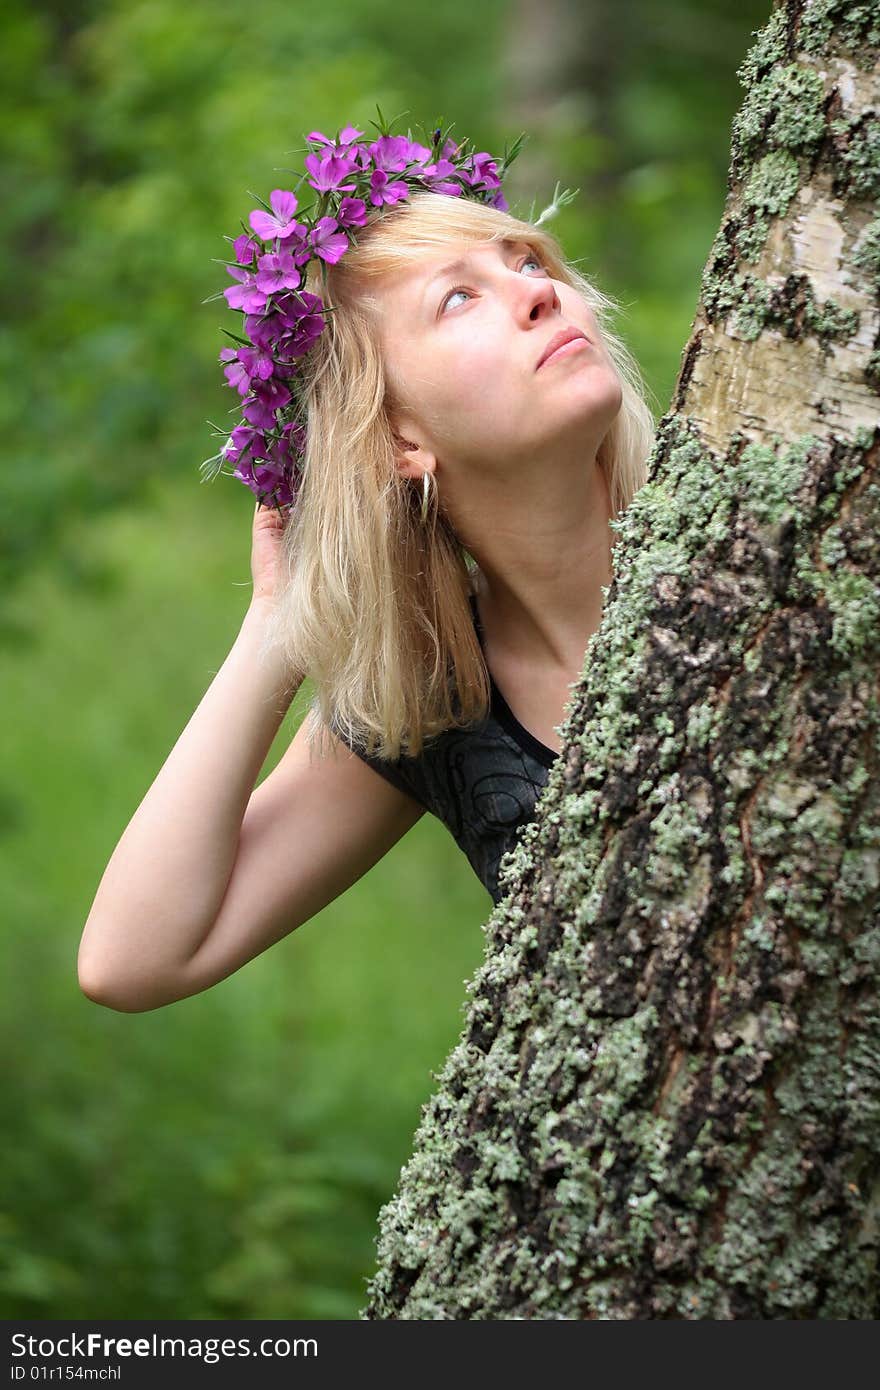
[440, 254, 547, 313]
[441, 287, 470, 313]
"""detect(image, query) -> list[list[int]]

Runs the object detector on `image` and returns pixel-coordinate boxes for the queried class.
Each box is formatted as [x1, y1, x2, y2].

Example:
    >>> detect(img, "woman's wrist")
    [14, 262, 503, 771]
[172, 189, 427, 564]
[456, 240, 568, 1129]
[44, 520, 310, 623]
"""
[245, 593, 278, 624]
[239, 598, 301, 700]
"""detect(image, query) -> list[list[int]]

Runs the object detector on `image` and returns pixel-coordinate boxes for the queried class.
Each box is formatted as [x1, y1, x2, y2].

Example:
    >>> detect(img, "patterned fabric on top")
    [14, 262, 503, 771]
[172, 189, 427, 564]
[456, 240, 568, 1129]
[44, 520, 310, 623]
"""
[334, 592, 560, 904]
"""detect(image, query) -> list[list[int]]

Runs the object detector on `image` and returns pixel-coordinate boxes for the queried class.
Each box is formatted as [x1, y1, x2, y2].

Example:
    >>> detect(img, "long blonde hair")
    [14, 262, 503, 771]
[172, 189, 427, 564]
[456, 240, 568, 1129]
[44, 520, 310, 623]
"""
[262, 191, 657, 761]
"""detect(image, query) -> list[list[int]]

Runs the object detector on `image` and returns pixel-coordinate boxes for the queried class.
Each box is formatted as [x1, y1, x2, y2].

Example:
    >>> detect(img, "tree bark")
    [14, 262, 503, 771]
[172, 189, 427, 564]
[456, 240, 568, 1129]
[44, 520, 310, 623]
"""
[362, 0, 880, 1319]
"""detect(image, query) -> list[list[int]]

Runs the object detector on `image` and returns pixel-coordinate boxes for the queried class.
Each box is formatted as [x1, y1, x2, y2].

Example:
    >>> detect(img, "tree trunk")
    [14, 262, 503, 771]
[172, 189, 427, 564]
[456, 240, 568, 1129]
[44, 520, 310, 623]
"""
[362, 0, 880, 1319]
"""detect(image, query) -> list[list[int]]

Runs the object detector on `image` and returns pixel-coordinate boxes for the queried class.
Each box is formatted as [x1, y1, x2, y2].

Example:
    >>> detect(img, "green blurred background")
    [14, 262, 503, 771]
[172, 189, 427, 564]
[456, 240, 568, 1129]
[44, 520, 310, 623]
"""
[2, 0, 770, 1319]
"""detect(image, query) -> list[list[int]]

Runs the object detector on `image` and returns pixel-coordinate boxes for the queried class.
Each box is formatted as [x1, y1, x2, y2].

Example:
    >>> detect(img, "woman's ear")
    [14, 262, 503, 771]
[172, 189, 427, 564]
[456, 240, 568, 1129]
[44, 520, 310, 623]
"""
[392, 428, 436, 482]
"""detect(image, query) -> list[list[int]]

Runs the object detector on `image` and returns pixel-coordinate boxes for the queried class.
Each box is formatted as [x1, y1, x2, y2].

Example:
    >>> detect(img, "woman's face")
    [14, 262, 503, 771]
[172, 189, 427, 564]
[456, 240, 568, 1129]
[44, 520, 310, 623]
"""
[374, 236, 623, 481]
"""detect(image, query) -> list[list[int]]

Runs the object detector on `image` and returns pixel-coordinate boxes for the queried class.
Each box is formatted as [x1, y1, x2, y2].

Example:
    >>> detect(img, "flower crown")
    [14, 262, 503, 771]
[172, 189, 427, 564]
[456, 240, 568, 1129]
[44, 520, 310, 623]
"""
[200, 106, 577, 513]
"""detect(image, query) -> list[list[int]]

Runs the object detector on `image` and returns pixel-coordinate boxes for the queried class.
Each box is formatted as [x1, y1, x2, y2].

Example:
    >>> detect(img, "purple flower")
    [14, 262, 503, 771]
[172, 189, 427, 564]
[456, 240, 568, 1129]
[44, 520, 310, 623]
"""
[307, 124, 365, 151]
[275, 289, 325, 335]
[233, 233, 261, 265]
[233, 442, 298, 506]
[369, 169, 411, 207]
[241, 346, 275, 381]
[243, 295, 326, 362]
[221, 425, 267, 467]
[266, 446, 289, 477]
[337, 196, 368, 228]
[279, 223, 311, 263]
[275, 313, 325, 364]
[255, 251, 302, 295]
[249, 189, 300, 241]
[244, 310, 284, 351]
[468, 152, 503, 191]
[454, 152, 505, 200]
[235, 456, 295, 507]
[266, 318, 323, 365]
[224, 265, 268, 313]
[219, 347, 250, 394]
[368, 134, 413, 173]
[308, 217, 350, 265]
[242, 378, 292, 430]
[267, 425, 296, 471]
[220, 345, 276, 395]
[273, 290, 314, 325]
[418, 157, 466, 197]
[303, 150, 359, 194]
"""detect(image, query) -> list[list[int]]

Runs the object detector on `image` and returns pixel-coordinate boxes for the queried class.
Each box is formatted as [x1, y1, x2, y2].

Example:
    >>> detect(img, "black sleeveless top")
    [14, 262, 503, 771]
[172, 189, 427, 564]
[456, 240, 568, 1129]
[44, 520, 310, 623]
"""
[338, 592, 561, 905]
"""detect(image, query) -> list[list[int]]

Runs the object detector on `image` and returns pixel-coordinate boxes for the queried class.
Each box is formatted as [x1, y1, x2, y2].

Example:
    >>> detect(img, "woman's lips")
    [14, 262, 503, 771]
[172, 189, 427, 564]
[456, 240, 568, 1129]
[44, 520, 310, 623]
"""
[539, 335, 591, 367]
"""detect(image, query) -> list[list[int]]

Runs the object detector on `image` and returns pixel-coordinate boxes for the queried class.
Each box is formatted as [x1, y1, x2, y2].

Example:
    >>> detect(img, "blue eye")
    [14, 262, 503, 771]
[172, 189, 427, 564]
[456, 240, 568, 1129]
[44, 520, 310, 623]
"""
[440, 254, 547, 313]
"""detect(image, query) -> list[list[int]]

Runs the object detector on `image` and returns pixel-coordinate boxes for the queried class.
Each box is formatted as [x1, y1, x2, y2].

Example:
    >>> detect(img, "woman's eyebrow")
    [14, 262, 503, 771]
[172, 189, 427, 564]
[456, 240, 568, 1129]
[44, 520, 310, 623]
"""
[418, 241, 526, 310]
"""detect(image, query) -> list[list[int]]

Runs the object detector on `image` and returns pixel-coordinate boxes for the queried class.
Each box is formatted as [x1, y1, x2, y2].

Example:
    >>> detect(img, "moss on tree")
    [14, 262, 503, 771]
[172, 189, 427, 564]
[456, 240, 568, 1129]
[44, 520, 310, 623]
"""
[361, 0, 880, 1319]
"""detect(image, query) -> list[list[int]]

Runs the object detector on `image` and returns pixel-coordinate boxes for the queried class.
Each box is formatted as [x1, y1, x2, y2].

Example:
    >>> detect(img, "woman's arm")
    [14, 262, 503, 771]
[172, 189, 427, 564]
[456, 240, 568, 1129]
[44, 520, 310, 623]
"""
[77, 598, 301, 1004]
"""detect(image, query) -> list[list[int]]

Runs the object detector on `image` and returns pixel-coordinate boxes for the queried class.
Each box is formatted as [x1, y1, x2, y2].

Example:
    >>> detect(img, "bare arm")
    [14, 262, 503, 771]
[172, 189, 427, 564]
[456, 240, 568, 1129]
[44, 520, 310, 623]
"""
[165, 710, 425, 1011]
[77, 598, 302, 1005]
[79, 599, 425, 1012]
[79, 500, 425, 1013]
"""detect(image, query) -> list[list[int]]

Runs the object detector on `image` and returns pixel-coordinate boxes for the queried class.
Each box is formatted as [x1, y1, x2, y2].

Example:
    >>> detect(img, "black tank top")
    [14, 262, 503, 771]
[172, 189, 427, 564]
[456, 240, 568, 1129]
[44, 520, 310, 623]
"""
[336, 591, 561, 905]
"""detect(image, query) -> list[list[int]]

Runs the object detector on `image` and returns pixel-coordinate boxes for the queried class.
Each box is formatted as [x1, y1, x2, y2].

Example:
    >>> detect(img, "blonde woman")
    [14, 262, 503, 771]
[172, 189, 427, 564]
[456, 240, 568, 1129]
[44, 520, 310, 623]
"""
[78, 186, 655, 1013]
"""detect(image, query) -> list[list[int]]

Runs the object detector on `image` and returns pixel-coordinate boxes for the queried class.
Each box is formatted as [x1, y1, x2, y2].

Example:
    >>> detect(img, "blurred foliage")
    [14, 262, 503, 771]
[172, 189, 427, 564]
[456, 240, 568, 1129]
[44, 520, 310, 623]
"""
[2, 0, 769, 1319]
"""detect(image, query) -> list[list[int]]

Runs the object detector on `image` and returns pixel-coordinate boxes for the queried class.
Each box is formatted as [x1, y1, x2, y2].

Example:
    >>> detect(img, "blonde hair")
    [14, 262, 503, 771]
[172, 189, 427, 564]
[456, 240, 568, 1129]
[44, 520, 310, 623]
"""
[262, 190, 657, 761]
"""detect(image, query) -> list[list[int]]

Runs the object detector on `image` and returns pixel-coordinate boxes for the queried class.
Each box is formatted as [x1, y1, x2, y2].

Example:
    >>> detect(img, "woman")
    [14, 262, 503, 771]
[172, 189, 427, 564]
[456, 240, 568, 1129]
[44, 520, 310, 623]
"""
[77, 190, 655, 1013]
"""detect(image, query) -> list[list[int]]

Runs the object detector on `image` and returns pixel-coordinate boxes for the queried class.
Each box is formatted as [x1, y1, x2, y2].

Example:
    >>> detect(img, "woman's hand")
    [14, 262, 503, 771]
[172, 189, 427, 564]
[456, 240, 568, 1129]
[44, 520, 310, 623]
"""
[250, 498, 290, 610]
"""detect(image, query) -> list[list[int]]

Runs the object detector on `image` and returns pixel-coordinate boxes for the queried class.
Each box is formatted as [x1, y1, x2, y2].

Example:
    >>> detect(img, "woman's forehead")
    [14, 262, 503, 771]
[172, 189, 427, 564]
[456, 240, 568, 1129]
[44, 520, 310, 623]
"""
[411, 236, 529, 276]
[376, 237, 532, 311]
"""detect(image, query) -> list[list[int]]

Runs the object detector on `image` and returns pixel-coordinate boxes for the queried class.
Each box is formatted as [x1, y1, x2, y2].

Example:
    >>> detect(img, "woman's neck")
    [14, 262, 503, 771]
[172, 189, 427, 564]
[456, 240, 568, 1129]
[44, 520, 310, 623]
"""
[469, 459, 615, 678]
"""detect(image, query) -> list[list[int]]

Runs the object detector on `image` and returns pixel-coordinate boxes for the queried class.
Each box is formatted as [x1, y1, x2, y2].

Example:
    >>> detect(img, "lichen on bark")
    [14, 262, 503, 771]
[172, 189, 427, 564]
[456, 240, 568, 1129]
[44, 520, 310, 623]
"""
[360, 0, 880, 1319]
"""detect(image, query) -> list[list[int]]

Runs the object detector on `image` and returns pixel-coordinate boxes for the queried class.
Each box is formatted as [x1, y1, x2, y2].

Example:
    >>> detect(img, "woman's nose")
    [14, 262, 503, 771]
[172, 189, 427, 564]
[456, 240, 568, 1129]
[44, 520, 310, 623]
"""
[521, 272, 560, 320]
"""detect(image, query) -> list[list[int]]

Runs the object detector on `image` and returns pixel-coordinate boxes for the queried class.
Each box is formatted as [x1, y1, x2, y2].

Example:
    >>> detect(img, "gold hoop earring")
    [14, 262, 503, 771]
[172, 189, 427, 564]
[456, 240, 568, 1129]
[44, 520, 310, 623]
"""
[420, 470, 433, 523]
